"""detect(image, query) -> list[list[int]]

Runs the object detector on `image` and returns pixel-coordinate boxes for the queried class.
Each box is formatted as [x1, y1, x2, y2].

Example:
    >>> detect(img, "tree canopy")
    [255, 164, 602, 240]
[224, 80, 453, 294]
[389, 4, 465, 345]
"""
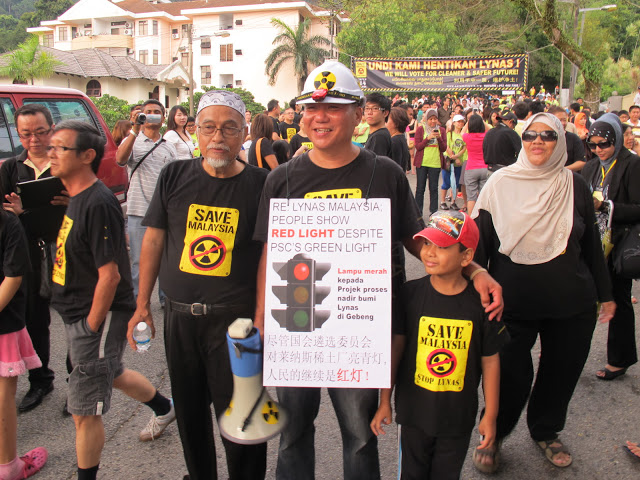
[0, 35, 60, 84]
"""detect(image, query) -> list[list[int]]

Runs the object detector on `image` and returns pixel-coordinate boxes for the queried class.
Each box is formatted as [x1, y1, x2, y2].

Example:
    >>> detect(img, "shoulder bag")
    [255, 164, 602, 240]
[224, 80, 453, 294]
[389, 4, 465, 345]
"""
[255, 138, 264, 168]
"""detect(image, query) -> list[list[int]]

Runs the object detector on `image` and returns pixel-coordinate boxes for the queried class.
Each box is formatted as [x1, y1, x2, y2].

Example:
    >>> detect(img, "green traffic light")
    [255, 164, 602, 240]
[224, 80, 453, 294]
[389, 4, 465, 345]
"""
[293, 310, 309, 327]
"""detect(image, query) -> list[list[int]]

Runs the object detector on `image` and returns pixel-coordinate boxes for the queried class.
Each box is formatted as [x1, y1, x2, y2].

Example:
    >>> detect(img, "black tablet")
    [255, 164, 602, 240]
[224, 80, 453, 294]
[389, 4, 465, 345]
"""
[16, 176, 65, 210]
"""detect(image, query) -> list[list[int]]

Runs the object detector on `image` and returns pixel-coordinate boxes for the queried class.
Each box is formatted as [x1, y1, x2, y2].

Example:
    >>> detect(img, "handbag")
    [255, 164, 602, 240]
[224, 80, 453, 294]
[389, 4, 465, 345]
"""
[38, 239, 54, 299]
[613, 222, 640, 279]
[255, 138, 264, 168]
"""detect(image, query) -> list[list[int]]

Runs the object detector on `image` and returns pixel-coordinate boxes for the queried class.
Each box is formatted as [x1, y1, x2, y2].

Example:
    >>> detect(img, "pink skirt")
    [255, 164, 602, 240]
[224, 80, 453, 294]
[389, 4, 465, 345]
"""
[0, 327, 41, 377]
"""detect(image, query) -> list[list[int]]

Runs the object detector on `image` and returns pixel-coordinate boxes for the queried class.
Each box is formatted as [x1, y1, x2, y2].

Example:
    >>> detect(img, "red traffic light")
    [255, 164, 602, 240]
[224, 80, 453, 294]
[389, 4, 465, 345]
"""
[293, 262, 310, 281]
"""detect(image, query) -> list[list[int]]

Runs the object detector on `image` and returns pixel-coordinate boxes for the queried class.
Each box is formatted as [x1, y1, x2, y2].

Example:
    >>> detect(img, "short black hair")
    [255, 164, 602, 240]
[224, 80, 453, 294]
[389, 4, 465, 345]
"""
[130, 104, 143, 112]
[54, 120, 105, 174]
[365, 93, 391, 112]
[289, 98, 297, 109]
[569, 102, 581, 113]
[267, 99, 280, 112]
[618, 110, 629, 117]
[187, 116, 195, 123]
[15, 104, 54, 127]
[530, 101, 545, 115]
[142, 99, 165, 116]
[629, 105, 640, 112]
[512, 101, 529, 120]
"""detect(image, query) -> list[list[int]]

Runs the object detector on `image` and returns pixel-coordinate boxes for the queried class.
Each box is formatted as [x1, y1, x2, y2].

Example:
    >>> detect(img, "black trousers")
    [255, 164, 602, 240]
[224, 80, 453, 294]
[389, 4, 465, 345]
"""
[399, 425, 471, 480]
[495, 310, 596, 442]
[25, 271, 54, 388]
[607, 271, 637, 368]
[164, 303, 267, 480]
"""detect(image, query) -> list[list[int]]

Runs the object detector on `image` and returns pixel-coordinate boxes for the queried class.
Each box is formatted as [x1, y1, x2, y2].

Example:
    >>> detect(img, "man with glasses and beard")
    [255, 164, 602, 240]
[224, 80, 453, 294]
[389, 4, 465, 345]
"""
[127, 91, 268, 480]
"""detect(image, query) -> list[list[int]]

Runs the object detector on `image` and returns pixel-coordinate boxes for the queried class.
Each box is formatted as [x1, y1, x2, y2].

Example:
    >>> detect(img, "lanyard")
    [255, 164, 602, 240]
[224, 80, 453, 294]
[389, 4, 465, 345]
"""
[600, 159, 617, 187]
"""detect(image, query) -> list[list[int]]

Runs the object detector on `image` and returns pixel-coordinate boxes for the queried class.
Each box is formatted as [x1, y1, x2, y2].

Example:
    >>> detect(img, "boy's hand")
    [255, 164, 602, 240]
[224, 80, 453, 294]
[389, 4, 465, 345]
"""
[370, 403, 392, 436]
[477, 415, 496, 449]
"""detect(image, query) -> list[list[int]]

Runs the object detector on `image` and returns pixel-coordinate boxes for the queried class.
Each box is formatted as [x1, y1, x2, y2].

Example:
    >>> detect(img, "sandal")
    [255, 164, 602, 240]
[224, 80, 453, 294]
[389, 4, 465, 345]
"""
[623, 441, 640, 461]
[472, 443, 500, 473]
[537, 438, 572, 468]
[460, 207, 468, 213]
[596, 367, 627, 380]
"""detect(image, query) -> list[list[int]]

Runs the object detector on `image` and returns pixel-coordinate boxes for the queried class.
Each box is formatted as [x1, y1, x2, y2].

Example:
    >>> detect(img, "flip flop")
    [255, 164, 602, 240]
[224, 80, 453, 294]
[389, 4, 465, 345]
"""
[623, 445, 640, 461]
[472, 444, 500, 474]
[596, 367, 627, 380]
[537, 438, 572, 468]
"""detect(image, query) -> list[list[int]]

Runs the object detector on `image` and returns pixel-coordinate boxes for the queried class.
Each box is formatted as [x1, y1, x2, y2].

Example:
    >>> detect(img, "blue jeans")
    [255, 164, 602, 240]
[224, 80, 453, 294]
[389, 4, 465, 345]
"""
[275, 386, 380, 480]
[128, 215, 164, 304]
[415, 166, 440, 216]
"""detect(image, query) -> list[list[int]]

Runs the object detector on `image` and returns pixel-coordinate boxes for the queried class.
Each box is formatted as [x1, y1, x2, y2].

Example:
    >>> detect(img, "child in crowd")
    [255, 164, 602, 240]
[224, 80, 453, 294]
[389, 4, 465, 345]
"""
[371, 210, 508, 479]
[0, 210, 48, 479]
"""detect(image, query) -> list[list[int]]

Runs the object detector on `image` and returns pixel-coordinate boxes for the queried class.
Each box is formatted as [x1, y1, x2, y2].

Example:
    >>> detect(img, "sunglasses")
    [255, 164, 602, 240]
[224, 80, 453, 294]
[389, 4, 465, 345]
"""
[586, 140, 613, 150]
[522, 130, 558, 142]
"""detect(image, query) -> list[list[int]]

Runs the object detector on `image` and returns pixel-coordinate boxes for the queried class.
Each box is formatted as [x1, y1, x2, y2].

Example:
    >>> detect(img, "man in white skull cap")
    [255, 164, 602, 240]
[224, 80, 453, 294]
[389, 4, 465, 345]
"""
[128, 90, 268, 480]
[252, 61, 504, 479]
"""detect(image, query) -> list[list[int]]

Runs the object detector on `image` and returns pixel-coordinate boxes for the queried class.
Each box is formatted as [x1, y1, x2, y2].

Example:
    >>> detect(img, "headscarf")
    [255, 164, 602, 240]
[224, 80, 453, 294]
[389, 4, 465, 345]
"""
[574, 112, 589, 138]
[588, 113, 623, 168]
[472, 113, 574, 265]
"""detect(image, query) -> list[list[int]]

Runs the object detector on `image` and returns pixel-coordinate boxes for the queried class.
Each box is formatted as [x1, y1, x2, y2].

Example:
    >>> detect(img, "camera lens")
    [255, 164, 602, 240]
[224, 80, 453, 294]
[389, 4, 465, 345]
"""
[136, 113, 146, 125]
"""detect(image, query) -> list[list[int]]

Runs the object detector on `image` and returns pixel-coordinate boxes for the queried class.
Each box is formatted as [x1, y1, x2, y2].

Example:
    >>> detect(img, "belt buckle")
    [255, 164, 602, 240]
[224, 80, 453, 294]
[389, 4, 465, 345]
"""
[190, 303, 207, 315]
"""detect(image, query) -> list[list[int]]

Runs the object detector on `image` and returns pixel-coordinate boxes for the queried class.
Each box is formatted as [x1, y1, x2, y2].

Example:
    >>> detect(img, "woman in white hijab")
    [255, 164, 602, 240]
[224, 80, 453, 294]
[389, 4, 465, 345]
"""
[470, 113, 615, 472]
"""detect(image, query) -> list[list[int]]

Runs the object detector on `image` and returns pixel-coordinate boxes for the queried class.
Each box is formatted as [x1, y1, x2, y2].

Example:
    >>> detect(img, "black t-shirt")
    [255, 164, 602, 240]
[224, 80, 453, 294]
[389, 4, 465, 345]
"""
[474, 173, 613, 320]
[143, 159, 268, 307]
[289, 134, 313, 157]
[254, 149, 423, 305]
[565, 131, 586, 166]
[393, 277, 509, 436]
[482, 123, 521, 166]
[364, 128, 393, 158]
[248, 138, 276, 171]
[270, 116, 281, 138]
[278, 122, 300, 142]
[0, 211, 30, 335]
[390, 134, 410, 171]
[51, 181, 134, 323]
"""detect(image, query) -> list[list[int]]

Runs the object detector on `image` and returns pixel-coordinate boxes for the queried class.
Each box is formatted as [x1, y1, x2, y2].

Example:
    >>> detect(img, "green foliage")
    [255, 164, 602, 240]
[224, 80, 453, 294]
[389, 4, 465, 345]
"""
[575, 57, 640, 101]
[264, 18, 330, 92]
[181, 86, 265, 117]
[0, 35, 61, 84]
[90, 94, 135, 131]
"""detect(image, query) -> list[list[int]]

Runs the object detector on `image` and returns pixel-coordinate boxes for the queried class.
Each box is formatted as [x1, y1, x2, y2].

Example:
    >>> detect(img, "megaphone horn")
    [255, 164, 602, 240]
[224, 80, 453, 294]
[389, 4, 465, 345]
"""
[218, 318, 288, 445]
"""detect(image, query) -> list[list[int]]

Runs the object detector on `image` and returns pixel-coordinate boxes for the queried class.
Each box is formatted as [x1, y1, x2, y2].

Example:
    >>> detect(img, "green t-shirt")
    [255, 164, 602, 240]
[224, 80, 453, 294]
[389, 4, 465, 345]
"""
[421, 138, 441, 168]
[447, 131, 467, 166]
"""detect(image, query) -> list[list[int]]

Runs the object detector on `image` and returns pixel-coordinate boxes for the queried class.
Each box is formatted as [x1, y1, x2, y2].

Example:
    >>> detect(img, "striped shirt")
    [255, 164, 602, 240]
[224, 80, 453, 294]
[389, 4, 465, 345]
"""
[126, 132, 177, 217]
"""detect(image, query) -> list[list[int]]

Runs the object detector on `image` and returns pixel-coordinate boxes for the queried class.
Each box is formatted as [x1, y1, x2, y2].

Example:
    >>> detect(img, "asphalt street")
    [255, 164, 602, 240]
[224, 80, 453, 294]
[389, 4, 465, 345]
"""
[14, 172, 640, 480]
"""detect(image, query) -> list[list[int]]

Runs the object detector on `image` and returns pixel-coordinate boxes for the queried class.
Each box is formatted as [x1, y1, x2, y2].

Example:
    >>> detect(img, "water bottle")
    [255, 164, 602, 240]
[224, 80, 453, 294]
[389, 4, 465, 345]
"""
[133, 322, 152, 352]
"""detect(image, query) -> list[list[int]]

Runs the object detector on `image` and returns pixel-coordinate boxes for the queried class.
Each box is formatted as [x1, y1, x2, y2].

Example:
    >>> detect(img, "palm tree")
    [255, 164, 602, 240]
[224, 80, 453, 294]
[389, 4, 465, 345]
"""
[265, 18, 330, 93]
[0, 35, 61, 85]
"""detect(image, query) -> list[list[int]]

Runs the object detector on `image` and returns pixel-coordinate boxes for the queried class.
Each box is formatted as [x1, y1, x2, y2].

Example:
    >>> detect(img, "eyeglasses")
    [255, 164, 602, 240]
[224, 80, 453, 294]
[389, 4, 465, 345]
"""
[586, 140, 613, 150]
[364, 107, 384, 113]
[18, 129, 52, 140]
[197, 125, 243, 138]
[521, 130, 558, 143]
[45, 145, 80, 154]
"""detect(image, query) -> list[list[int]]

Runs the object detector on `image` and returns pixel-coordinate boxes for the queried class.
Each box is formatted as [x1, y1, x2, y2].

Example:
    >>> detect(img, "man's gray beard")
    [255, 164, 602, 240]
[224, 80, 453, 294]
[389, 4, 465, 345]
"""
[205, 156, 233, 169]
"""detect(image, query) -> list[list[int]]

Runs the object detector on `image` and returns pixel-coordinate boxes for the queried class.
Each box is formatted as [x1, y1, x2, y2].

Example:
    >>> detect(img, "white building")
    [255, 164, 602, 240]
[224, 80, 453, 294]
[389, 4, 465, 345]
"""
[26, 0, 346, 107]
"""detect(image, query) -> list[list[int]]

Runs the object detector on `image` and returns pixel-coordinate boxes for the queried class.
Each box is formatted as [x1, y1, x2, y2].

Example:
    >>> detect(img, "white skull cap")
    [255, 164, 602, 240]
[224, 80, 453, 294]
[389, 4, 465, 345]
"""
[197, 90, 246, 117]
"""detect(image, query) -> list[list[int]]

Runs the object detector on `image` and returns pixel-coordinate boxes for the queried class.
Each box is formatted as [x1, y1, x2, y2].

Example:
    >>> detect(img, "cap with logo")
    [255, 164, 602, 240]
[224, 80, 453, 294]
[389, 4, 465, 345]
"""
[452, 114, 465, 123]
[413, 210, 479, 250]
[296, 61, 364, 105]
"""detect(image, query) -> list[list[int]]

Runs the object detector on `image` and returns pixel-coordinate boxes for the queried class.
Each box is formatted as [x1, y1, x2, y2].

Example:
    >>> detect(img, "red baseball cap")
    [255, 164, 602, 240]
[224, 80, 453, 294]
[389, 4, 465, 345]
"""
[413, 211, 479, 250]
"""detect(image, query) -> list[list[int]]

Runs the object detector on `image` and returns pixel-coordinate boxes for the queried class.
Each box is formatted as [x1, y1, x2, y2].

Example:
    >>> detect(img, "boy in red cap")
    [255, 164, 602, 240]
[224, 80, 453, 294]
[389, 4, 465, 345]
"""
[370, 210, 509, 479]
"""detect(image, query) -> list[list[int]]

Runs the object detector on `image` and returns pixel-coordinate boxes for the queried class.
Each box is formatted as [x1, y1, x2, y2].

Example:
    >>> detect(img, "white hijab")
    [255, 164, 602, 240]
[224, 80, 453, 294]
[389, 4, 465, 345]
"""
[472, 113, 574, 265]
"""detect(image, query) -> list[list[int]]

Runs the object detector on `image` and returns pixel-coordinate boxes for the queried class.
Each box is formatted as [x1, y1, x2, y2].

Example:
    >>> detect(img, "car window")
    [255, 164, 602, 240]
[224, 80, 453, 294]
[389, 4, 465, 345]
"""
[23, 98, 95, 128]
[0, 98, 20, 158]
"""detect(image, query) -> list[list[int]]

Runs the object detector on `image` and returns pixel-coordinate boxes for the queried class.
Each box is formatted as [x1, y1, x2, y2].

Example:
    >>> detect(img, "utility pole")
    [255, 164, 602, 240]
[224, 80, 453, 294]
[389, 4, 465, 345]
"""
[568, 0, 580, 103]
[188, 24, 194, 116]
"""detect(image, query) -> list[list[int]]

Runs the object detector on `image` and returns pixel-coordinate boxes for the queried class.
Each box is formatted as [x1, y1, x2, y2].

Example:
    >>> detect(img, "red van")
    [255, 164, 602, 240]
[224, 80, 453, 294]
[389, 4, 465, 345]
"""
[0, 85, 127, 203]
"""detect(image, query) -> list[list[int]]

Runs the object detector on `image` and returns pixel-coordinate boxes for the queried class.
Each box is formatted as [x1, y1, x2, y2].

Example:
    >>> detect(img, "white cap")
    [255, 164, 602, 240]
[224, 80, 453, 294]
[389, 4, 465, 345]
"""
[297, 61, 364, 105]
[452, 114, 465, 122]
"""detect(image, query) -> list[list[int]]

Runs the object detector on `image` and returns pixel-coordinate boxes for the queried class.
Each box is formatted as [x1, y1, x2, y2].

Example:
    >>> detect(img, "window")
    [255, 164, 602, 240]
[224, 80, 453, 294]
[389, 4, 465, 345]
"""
[138, 20, 147, 36]
[71, 27, 78, 38]
[201, 38, 211, 55]
[181, 52, 189, 68]
[220, 44, 233, 62]
[42, 34, 53, 47]
[182, 24, 189, 38]
[139, 50, 148, 65]
[86, 80, 102, 97]
[201, 66, 211, 85]
[152, 20, 158, 36]
[153, 50, 158, 65]
[0, 98, 17, 159]
[23, 99, 93, 126]
[58, 27, 68, 41]
[235, 80, 242, 86]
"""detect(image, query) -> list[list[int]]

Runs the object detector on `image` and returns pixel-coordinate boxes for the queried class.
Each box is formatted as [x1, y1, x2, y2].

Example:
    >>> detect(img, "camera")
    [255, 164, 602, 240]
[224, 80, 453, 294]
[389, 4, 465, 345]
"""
[135, 113, 146, 125]
[135, 113, 162, 125]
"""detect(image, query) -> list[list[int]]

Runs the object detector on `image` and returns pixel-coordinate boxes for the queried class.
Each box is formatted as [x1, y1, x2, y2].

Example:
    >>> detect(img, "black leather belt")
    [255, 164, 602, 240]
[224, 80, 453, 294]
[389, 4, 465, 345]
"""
[487, 164, 508, 172]
[167, 299, 247, 316]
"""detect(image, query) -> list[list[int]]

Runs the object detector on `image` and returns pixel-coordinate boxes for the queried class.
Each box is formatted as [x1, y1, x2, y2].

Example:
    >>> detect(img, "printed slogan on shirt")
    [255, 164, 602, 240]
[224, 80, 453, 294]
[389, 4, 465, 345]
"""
[53, 215, 73, 286]
[304, 188, 362, 199]
[180, 204, 239, 276]
[415, 316, 472, 392]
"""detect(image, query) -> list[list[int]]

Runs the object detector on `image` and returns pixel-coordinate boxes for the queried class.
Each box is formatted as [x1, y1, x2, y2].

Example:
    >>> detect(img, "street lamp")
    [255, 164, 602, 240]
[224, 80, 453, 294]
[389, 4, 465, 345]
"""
[188, 29, 231, 116]
[568, 3, 617, 102]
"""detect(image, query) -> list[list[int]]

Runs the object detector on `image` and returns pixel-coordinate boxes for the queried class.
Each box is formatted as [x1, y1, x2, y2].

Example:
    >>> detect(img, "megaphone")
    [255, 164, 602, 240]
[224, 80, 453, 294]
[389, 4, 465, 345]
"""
[218, 318, 288, 444]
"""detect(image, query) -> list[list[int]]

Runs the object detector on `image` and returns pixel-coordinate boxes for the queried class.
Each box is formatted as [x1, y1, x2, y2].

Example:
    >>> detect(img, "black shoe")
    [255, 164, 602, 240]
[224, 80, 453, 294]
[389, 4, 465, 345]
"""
[18, 384, 54, 412]
[450, 202, 460, 211]
[439, 202, 450, 211]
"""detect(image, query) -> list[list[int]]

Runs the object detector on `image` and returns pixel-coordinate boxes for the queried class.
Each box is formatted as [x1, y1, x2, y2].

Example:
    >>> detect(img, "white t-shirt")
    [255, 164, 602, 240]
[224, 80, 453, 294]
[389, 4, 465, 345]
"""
[163, 130, 195, 159]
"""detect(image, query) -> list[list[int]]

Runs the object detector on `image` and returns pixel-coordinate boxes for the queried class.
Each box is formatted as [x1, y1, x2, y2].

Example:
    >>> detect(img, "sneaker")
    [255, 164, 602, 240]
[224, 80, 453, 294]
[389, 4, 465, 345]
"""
[445, 194, 452, 202]
[17, 447, 48, 479]
[139, 399, 176, 441]
[450, 202, 460, 211]
[439, 202, 450, 211]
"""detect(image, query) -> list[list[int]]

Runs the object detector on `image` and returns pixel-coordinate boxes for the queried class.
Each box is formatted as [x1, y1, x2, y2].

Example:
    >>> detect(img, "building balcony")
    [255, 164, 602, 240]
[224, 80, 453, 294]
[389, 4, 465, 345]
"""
[71, 34, 133, 50]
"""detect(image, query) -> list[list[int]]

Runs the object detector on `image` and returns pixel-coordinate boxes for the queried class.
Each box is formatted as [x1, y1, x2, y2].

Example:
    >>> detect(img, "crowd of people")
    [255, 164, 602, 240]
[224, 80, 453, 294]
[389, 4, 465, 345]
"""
[0, 60, 639, 480]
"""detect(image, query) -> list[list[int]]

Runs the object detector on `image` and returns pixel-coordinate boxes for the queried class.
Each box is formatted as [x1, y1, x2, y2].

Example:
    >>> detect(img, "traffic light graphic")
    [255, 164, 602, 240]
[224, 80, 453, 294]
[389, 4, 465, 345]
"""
[272, 254, 331, 332]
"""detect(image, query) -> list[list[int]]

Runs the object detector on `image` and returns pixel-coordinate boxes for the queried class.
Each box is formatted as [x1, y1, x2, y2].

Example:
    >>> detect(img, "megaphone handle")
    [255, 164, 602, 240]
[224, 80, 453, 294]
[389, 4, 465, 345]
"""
[241, 387, 266, 432]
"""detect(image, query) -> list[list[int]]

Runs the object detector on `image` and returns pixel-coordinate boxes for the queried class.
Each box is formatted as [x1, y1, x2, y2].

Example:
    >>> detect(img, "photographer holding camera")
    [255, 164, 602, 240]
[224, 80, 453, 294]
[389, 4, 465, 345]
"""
[116, 100, 177, 305]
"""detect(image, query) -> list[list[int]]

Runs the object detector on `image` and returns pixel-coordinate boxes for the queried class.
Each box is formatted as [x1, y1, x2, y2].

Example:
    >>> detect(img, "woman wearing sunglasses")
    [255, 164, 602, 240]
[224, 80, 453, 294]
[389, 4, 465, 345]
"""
[581, 114, 640, 383]
[470, 113, 614, 472]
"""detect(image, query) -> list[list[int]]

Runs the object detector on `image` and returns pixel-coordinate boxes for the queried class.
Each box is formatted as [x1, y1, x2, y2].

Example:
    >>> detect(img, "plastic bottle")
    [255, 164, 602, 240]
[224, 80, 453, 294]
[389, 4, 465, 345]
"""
[133, 322, 152, 352]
